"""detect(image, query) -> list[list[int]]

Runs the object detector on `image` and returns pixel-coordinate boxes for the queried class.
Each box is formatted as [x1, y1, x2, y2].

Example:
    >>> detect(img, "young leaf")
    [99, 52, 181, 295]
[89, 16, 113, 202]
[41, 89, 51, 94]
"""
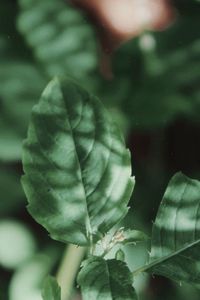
[22, 77, 134, 246]
[120, 229, 148, 245]
[138, 173, 200, 285]
[108, 228, 148, 249]
[77, 256, 137, 300]
[115, 249, 125, 261]
[42, 276, 61, 300]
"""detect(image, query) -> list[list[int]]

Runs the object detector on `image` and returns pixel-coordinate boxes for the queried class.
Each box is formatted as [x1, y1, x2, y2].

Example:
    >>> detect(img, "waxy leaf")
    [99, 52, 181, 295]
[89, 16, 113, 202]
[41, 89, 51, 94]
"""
[145, 173, 200, 285]
[78, 256, 137, 300]
[42, 277, 61, 300]
[22, 77, 134, 246]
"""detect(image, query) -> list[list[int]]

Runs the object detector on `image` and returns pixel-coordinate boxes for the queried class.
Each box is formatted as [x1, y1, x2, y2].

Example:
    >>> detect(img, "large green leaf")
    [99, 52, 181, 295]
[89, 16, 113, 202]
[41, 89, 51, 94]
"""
[134, 173, 200, 285]
[17, 0, 98, 84]
[42, 277, 61, 300]
[78, 256, 137, 300]
[22, 77, 134, 246]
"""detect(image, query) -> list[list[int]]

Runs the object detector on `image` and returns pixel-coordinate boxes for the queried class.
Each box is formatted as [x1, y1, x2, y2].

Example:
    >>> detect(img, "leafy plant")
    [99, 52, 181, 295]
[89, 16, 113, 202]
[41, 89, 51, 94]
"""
[21, 77, 200, 299]
[1, 0, 200, 299]
[17, 0, 98, 87]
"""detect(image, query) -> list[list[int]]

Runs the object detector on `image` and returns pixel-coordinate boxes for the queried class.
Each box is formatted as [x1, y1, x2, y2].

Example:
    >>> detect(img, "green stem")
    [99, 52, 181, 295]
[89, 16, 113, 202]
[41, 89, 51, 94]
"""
[132, 263, 152, 277]
[56, 244, 86, 300]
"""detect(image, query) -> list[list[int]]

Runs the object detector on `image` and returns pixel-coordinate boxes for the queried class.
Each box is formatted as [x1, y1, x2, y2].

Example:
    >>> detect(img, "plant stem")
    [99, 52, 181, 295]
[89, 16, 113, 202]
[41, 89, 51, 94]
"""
[56, 244, 86, 300]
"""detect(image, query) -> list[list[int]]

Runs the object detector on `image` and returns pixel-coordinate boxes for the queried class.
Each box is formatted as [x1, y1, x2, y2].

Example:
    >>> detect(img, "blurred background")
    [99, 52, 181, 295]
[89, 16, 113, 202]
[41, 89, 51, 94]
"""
[0, 0, 200, 299]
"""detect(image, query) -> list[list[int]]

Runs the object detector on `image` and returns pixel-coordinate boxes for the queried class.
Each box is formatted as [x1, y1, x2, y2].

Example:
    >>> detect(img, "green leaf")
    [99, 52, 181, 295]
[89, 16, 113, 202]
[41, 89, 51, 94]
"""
[103, 14, 200, 130]
[42, 276, 61, 300]
[108, 228, 148, 248]
[121, 229, 148, 245]
[0, 60, 46, 161]
[0, 1, 46, 161]
[17, 0, 98, 84]
[78, 256, 137, 300]
[136, 173, 200, 285]
[115, 249, 125, 261]
[22, 77, 134, 246]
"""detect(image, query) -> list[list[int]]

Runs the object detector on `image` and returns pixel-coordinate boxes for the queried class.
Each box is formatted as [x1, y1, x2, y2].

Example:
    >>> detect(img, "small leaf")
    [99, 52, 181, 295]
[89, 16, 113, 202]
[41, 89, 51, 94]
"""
[109, 228, 148, 249]
[121, 229, 148, 245]
[78, 256, 137, 300]
[22, 77, 134, 246]
[42, 276, 61, 300]
[115, 249, 125, 261]
[138, 173, 200, 285]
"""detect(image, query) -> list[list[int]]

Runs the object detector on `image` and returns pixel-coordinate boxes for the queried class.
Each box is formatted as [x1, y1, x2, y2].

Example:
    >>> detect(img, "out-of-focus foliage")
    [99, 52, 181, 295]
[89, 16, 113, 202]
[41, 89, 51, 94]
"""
[0, 61, 46, 160]
[0, 220, 36, 269]
[101, 5, 200, 129]
[0, 0, 200, 299]
[0, 1, 46, 161]
[17, 0, 99, 88]
[9, 255, 52, 300]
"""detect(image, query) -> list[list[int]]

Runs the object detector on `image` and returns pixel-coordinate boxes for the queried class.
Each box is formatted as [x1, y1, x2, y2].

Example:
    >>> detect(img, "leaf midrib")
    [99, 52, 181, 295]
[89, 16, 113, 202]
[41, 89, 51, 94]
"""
[105, 260, 114, 300]
[132, 238, 200, 276]
[60, 81, 93, 241]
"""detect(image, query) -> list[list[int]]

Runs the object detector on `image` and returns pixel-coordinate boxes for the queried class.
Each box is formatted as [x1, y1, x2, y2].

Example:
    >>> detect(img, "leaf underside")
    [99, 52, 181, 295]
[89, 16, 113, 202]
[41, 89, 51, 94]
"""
[78, 256, 137, 300]
[149, 172, 200, 285]
[22, 77, 134, 246]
